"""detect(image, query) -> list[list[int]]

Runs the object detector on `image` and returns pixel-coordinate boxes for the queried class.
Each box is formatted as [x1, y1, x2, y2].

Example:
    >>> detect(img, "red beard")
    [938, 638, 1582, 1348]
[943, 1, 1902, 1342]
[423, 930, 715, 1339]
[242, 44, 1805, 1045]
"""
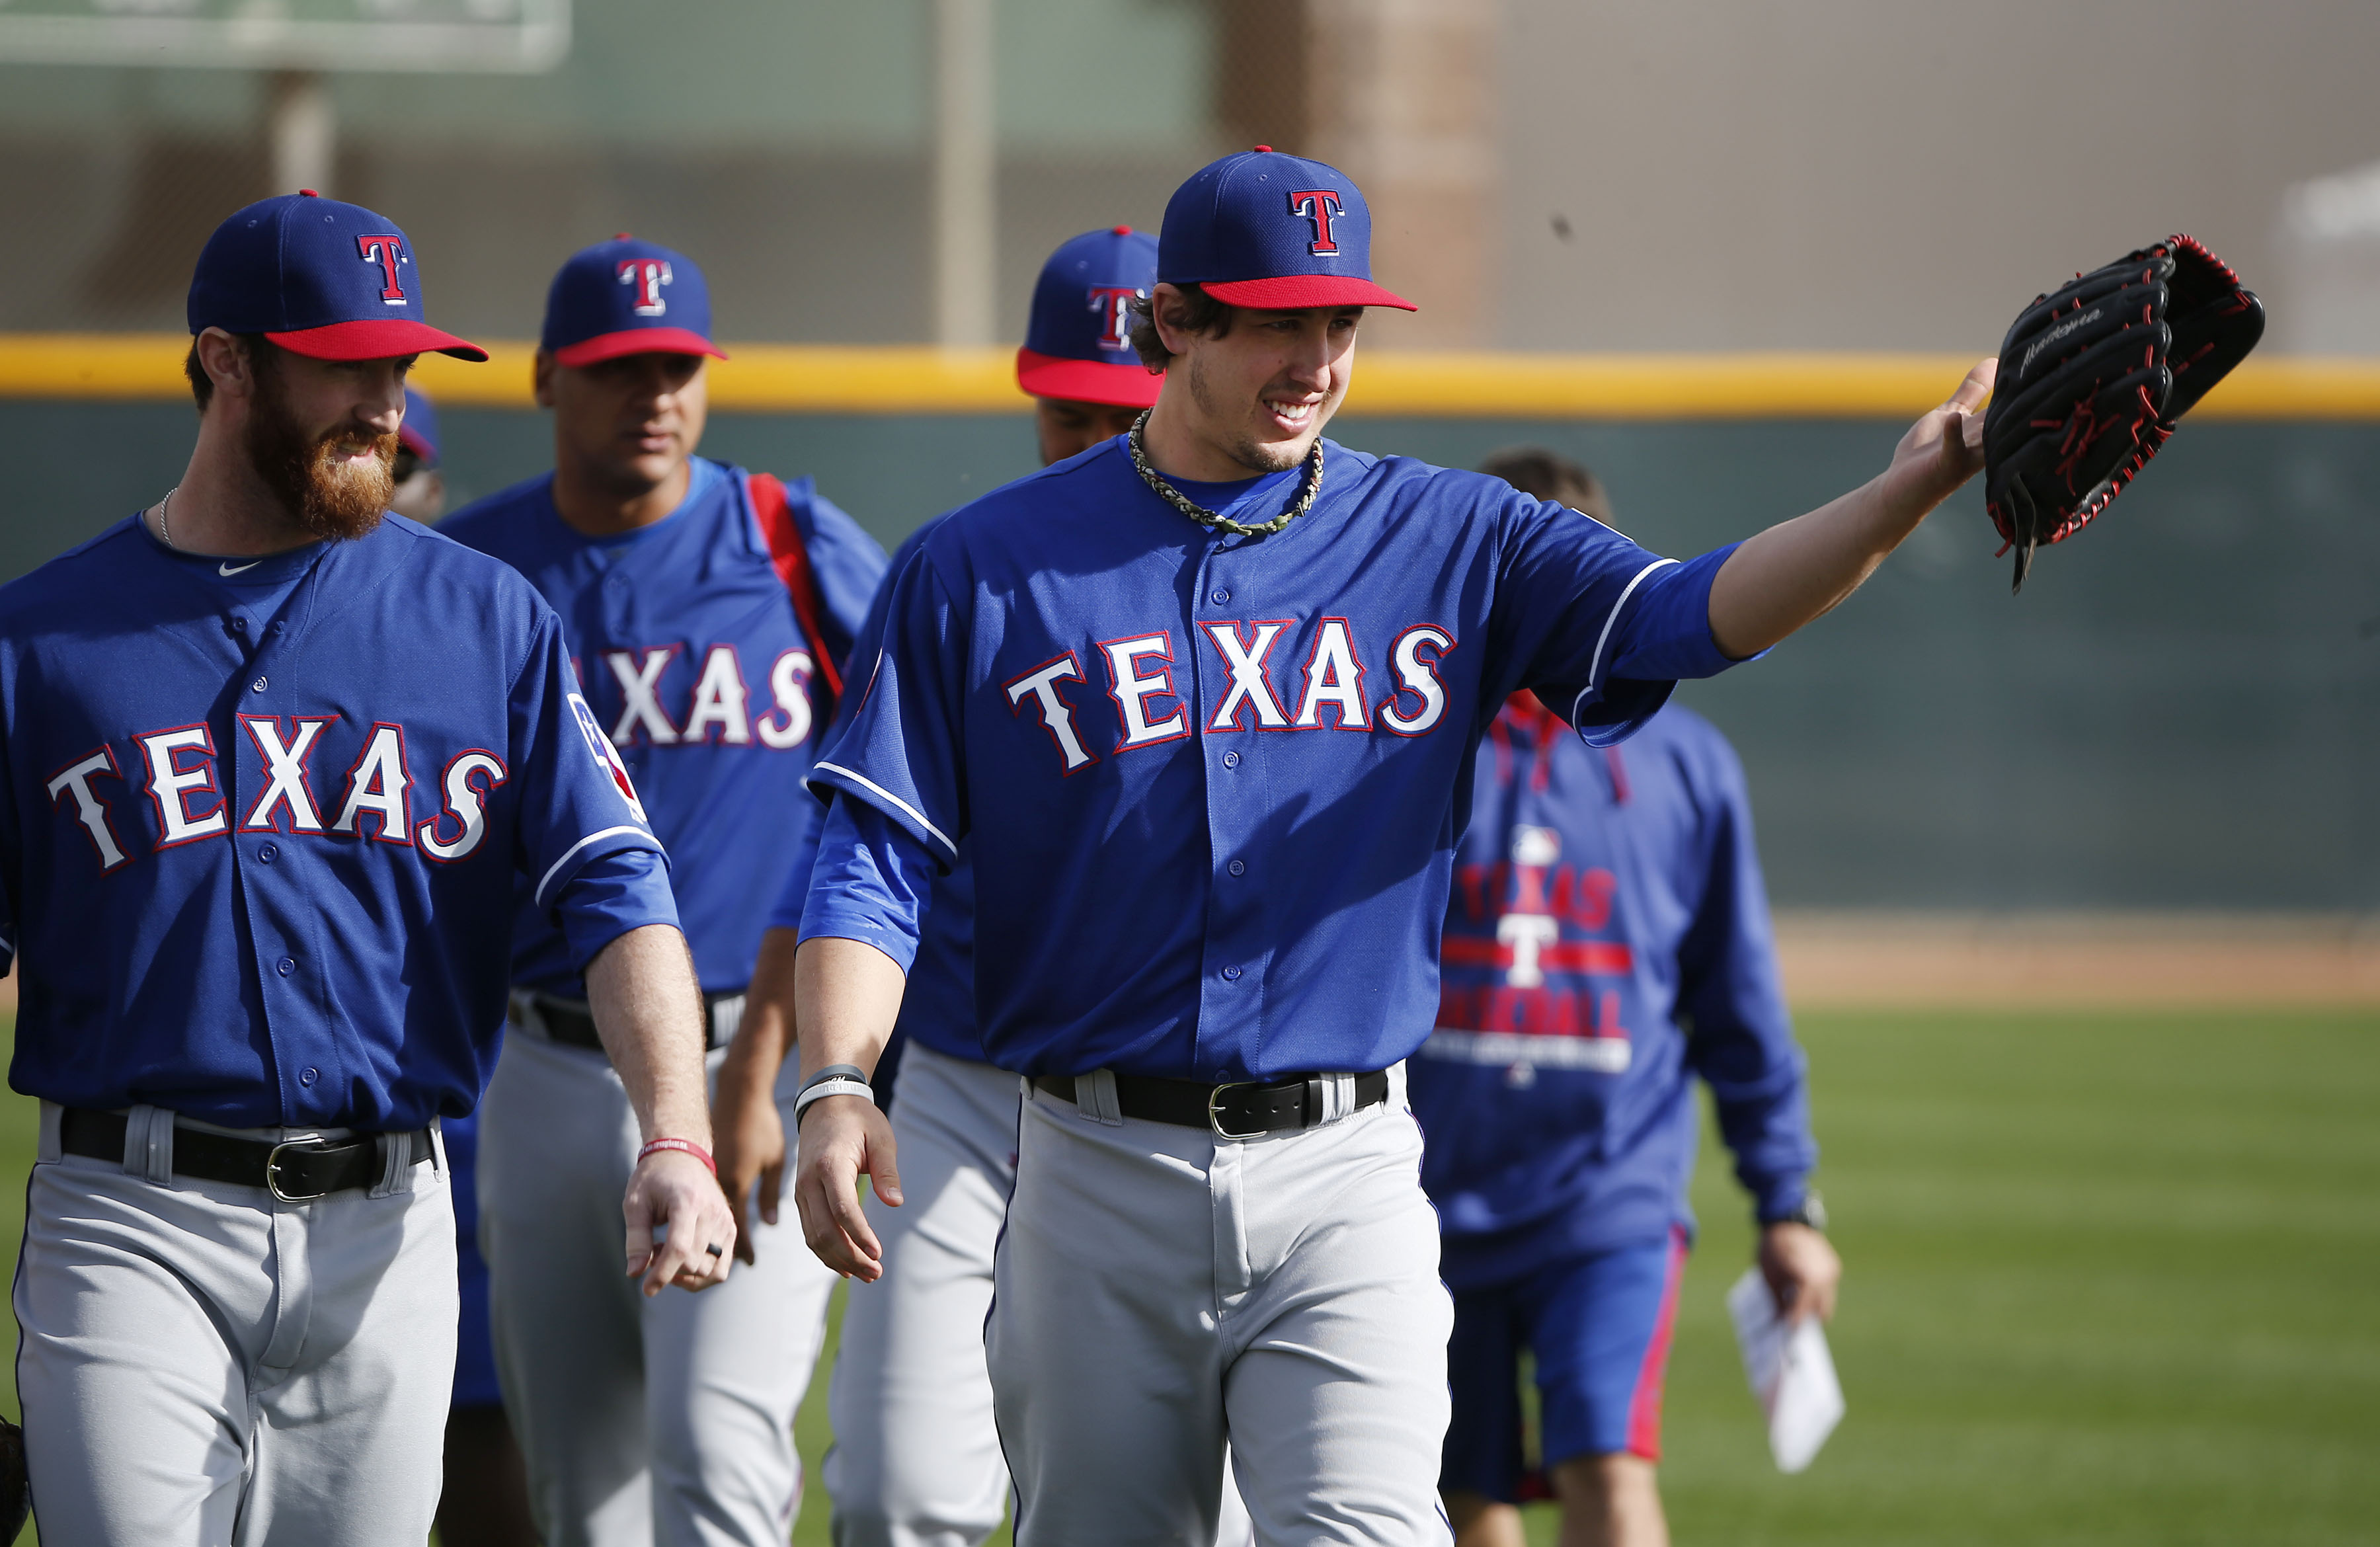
[245, 362, 398, 541]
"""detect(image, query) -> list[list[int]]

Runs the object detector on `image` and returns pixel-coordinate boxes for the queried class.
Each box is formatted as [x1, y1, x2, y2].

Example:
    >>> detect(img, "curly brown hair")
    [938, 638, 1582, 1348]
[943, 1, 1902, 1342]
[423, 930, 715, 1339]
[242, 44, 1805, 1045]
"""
[1127, 284, 1238, 371]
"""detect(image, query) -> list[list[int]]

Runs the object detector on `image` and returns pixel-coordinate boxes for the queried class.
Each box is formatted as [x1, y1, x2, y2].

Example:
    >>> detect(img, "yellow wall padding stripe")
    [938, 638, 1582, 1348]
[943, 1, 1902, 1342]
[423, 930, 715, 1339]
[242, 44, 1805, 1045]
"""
[7, 335, 2380, 420]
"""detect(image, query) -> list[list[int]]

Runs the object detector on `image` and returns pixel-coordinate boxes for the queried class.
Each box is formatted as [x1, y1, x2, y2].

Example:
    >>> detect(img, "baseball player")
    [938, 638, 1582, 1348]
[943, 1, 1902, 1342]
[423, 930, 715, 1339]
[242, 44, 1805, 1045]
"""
[439, 235, 886, 1547]
[718, 226, 1250, 1547]
[398, 381, 540, 1547]
[0, 190, 734, 1547]
[786, 145, 1992, 1544]
[1417, 450, 1839, 1547]
[391, 383, 446, 522]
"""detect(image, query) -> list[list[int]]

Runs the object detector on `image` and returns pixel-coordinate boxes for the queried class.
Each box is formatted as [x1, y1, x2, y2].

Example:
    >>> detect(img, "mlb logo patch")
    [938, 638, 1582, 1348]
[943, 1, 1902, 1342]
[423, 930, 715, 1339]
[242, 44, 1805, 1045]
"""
[567, 692, 649, 824]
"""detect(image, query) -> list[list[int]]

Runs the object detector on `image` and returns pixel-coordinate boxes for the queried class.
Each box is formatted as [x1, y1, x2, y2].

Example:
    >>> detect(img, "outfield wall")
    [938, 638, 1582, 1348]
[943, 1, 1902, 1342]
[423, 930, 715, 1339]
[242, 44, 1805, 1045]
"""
[6, 345, 2377, 912]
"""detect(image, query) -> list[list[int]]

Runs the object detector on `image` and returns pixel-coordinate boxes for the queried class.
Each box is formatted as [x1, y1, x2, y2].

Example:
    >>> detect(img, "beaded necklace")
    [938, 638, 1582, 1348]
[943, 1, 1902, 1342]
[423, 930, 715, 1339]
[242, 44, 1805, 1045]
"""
[1126, 410, 1322, 538]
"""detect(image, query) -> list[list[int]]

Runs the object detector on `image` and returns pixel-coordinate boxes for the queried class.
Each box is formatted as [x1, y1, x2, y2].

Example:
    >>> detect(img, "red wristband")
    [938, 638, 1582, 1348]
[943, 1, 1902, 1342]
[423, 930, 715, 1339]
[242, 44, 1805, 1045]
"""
[636, 1137, 716, 1175]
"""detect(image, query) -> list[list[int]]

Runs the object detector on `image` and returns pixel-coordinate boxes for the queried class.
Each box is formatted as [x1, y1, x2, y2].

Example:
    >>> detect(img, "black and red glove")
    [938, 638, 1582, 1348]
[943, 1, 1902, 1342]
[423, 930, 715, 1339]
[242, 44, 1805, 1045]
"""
[1983, 235, 2264, 591]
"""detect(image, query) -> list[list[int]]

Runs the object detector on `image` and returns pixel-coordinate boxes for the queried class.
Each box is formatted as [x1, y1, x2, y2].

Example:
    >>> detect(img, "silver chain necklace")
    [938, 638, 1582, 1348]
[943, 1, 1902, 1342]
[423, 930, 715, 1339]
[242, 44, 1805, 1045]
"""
[1127, 411, 1323, 538]
[155, 486, 179, 550]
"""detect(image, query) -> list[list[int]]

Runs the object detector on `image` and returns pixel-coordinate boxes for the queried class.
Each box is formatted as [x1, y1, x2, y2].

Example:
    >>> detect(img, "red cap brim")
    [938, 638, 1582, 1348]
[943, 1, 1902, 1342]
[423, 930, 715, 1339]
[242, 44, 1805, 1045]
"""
[552, 329, 731, 368]
[1015, 348, 1164, 409]
[1201, 276, 1417, 312]
[268, 319, 490, 362]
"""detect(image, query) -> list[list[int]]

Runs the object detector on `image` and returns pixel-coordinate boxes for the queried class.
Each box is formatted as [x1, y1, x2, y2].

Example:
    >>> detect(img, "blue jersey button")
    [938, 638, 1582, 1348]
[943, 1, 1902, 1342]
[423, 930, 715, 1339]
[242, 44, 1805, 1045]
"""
[1220, 965, 1241, 981]
[1210, 588, 1230, 604]
[1222, 750, 1240, 768]
[1228, 859, 1246, 876]
[276, 957, 296, 976]
[299, 1067, 317, 1087]
[251, 676, 268, 693]
[258, 843, 278, 862]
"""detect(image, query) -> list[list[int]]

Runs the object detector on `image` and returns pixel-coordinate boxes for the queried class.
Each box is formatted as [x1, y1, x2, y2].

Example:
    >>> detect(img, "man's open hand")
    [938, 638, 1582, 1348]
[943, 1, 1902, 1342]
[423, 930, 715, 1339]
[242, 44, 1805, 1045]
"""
[792, 1093, 903, 1281]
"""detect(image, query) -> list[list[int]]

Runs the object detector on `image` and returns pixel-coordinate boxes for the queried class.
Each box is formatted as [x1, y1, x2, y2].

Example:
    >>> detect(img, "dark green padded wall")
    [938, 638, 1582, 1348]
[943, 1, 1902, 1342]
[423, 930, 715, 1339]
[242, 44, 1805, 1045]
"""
[7, 401, 2374, 908]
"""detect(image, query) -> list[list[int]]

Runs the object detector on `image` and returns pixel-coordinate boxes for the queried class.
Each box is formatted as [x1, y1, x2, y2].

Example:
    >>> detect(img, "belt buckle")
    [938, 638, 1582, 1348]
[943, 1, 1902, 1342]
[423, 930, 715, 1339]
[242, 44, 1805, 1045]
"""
[1206, 1082, 1267, 1141]
[264, 1138, 336, 1203]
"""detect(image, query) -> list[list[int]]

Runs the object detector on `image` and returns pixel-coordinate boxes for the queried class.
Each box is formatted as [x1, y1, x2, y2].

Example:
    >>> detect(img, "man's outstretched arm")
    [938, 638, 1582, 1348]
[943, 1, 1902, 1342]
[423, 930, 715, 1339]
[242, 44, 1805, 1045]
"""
[1708, 358, 1995, 659]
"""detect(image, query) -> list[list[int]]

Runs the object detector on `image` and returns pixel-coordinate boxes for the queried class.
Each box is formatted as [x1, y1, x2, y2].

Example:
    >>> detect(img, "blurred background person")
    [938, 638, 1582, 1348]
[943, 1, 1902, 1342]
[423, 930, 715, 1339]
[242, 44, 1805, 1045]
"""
[442, 236, 887, 1547]
[391, 383, 446, 523]
[1413, 450, 1842, 1547]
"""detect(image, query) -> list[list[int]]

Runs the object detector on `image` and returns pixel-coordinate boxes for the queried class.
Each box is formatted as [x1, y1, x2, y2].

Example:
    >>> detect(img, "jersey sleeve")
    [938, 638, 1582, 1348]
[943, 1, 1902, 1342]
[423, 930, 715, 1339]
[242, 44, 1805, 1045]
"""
[768, 805, 824, 933]
[799, 795, 935, 973]
[1673, 729, 1818, 1222]
[508, 608, 673, 916]
[785, 479, 892, 672]
[551, 847, 680, 971]
[1488, 489, 1745, 746]
[803, 544, 969, 864]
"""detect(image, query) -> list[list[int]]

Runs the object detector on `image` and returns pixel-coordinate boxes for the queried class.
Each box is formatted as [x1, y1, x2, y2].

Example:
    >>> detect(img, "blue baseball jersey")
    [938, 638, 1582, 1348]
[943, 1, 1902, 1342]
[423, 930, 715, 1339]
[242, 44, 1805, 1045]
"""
[441, 457, 886, 995]
[801, 434, 1745, 1082]
[1412, 695, 1816, 1291]
[771, 520, 980, 1065]
[0, 514, 677, 1132]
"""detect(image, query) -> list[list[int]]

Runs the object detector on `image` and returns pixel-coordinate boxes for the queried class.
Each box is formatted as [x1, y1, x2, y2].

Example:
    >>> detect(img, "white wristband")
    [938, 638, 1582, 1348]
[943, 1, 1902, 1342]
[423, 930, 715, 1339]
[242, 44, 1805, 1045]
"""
[792, 1076, 875, 1127]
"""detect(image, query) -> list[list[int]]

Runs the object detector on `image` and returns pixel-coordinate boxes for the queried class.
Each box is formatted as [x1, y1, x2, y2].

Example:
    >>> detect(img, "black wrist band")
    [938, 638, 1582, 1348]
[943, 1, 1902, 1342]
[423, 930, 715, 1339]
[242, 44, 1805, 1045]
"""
[1763, 1192, 1827, 1233]
[798, 1063, 869, 1097]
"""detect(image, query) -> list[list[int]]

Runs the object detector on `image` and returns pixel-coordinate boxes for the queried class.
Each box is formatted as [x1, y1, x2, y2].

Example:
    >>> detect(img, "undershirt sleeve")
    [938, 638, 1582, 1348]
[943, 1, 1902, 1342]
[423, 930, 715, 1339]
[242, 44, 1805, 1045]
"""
[797, 796, 935, 974]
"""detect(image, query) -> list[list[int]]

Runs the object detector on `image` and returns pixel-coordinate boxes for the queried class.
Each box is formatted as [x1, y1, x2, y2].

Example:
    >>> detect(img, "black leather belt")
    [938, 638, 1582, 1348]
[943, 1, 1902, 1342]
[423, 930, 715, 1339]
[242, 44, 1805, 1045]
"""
[60, 1108, 434, 1203]
[1032, 1070, 1390, 1138]
[516, 989, 744, 1054]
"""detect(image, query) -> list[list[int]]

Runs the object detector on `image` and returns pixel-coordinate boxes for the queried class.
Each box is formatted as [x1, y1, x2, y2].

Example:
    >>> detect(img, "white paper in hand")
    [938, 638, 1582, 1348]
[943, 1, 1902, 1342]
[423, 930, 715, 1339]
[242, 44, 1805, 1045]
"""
[1726, 1267, 1844, 1473]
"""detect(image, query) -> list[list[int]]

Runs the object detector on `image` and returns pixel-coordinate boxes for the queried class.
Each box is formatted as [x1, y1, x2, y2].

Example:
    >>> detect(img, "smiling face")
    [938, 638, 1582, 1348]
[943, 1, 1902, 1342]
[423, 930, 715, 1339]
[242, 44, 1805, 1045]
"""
[1155, 287, 1362, 477]
[240, 345, 407, 540]
[538, 350, 709, 501]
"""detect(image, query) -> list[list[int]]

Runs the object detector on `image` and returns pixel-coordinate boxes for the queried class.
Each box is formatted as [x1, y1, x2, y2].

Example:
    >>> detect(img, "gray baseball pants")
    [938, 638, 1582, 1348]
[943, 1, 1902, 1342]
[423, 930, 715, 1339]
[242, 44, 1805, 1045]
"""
[477, 1022, 838, 1547]
[988, 1070, 1454, 1547]
[14, 1102, 456, 1547]
[825, 1042, 1257, 1547]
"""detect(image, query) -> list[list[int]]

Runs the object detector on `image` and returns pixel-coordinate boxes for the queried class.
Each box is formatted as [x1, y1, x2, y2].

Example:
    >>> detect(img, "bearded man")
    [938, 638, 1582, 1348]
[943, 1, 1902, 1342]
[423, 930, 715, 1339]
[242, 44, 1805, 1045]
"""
[0, 190, 736, 1547]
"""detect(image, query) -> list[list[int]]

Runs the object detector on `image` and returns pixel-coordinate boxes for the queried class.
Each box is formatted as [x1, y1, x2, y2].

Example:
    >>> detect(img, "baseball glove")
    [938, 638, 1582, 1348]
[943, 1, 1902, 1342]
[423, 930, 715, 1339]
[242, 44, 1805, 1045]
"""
[1983, 235, 2264, 591]
[0, 1416, 26, 1543]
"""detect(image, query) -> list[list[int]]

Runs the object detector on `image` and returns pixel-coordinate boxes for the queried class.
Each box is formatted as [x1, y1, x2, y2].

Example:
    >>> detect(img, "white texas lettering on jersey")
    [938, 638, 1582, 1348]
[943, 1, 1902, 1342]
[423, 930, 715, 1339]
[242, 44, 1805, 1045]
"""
[239, 715, 333, 832]
[138, 726, 229, 848]
[606, 647, 682, 746]
[1293, 619, 1370, 730]
[756, 650, 816, 749]
[45, 747, 129, 871]
[332, 723, 414, 844]
[418, 751, 509, 861]
[1006, 653, 1097, 773]
[1101, 634, 1189, 752]
[58, 717, 530, 873]
[682, 644, 754, 745]
[598, 643, 816, 752]
[1203, 621, 1291, 730]
[1006, 616, 1457, 774]
[1380, 626, 1457, 736]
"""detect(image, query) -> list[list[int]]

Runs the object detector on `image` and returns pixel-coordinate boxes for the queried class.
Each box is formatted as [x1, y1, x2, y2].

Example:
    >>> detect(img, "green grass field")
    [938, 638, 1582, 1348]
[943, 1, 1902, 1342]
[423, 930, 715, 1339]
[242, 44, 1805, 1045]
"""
[3, 1008, 2376, 1546]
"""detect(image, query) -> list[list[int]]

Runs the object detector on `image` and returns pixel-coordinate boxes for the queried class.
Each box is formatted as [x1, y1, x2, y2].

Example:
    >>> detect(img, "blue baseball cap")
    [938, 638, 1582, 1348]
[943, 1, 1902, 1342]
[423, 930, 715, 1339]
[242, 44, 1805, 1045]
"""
[541, 236, 729, 368]
[398, 384, 440, 467]
[1017, 226, 1162, 408]
[1158, 147, 1415, 312]
[187, 190, 487, 361]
